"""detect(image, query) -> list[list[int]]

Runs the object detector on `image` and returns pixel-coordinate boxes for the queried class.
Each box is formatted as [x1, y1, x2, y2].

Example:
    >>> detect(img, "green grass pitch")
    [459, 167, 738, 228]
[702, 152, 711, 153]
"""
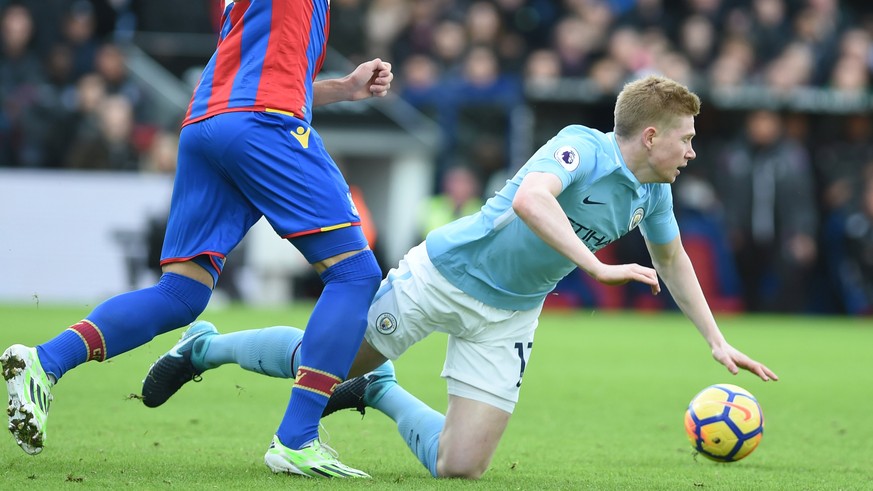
[1, 303, 871, 490]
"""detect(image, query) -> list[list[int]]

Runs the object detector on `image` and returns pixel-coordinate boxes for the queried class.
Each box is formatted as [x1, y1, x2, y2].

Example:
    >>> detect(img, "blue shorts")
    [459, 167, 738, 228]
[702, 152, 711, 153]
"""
[161, 111, 366, 274]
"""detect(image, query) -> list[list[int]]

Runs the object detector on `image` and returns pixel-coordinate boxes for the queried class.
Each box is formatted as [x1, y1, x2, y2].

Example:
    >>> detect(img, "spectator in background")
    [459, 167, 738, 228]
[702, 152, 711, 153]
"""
[458, 45, 518, 100]
[829, 56, 869, 94]
[15, 43, 78, 169]
[449, 46, 521, 190]
[41, 44, 78, 110]
[493, 0, 557, 56]
[764, 42, 815, 93]
[106, 0, 137, 43]
[430, 18, 468, 73]
[66, 93, 139, 171]
[617, 0, 677, 36]
[749, 0, 791, 68]
[708, 36, 755, 89]
[524, 48, 562, 88]
[52, 71, 95, 158]
[93, 42, 145, 118]
[707, 54, 746, 90]
[398, 54, 440, 110]
[837, 28, 872, 73]
[13, 0, 68, 57]
[814, 115, 873, 213]
[390, 0, 445, 65]
[655, 50, 695, 88]
[639, 25, 673, 61]
[328, 0, 367, 62]
[466, 2, 502, 49]
[678, 15, 717, 73]
[684, 0, 728, 25]
[60, 0, 99, 79]
[793, 0, 849, 86]
[467, 1, 526, 72]
[0, 3, 44, 167]
[588, 57, 626, 94]
[607, 26, 653, 80]
[551, 16, 599, 77]
[419, 165, 483, 238]
[822, 164, 873, 315]
[718, 109, 818, 312]
[564, 0, 615, 28]
[364, 0, 411, 63]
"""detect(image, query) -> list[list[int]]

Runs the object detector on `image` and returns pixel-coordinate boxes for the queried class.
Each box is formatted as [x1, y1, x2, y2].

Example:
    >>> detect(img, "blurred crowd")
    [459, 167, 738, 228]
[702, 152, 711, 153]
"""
[2, 0, 872, 315]
[0, 0, 184, 174]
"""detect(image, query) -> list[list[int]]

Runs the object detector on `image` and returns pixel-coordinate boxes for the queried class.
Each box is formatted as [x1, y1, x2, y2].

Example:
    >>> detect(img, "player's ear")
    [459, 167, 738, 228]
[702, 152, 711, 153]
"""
[642, 127, 656, 150]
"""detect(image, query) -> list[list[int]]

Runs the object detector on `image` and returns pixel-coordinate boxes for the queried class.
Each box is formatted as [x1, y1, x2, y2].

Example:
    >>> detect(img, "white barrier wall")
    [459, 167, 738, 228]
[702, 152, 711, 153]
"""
[0, 169, 174, 303]
[0, 150, 433, 304]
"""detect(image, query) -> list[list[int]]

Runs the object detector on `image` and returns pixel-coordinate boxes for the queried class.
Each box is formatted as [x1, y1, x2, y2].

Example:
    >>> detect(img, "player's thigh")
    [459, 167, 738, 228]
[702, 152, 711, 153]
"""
[438, 393, 511, 478]
[222, 112, 362, 259]
[442, 310, 539, 407]
[162, 120, 261, 266]
[438, 322, 536, 478]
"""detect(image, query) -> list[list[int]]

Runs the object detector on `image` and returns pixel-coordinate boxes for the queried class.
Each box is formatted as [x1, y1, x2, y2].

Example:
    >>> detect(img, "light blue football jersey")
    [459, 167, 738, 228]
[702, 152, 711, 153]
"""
[426, 125, 679, 311]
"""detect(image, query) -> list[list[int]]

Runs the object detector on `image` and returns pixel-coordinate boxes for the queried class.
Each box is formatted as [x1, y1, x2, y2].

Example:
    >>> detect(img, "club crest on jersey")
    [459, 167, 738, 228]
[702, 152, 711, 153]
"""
[554, 145, 580, 172]
[629, 207, 645, 231]
[291, 126, 310, 149]
[376, 313, 397, 335]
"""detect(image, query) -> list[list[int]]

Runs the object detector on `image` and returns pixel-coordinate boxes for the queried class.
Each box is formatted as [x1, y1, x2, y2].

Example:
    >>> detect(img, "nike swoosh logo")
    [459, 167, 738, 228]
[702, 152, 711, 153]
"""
[167, 335, 197, 358]
[167, 344, 184, 358]
[583, 196, 605, 205]
[719, 401, 753, 421]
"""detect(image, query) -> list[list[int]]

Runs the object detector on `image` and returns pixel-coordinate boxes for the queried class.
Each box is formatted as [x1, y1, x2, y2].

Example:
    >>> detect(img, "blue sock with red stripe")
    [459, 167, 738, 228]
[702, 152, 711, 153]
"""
[37, 273, 212, 382]
[275, 251, 381, 449]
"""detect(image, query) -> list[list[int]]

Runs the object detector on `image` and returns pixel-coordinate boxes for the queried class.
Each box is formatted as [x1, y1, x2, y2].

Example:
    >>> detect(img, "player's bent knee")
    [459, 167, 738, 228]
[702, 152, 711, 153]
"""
[147, 272, 213, 336]
[314, 248, 367, 271]
[321, 249, 382, 286]
[436, 457, 487, 480]
[162, 259, 217, 289]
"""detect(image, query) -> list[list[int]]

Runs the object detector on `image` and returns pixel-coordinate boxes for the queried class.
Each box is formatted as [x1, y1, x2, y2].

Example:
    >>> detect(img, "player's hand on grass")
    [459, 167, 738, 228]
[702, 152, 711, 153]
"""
[711, 343, 779, 382]
[590, 263, 661, 295]
[347, 58, 393, 100]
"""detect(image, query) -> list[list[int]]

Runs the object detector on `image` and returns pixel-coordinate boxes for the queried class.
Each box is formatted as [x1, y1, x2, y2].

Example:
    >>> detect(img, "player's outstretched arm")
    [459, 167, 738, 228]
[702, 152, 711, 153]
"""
[312, 58, 393, 107]
[645, 236, 779, 382]
[513, 172, 661, 294]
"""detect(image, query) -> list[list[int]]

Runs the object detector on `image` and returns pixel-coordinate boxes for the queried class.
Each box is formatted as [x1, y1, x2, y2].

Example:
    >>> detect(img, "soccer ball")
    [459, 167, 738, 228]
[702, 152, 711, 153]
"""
[684, 383, 764, 462]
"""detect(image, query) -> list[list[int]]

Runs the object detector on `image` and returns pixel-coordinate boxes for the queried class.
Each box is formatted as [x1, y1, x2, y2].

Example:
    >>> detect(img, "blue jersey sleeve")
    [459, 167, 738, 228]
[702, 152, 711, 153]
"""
[639, 184, 679, 244]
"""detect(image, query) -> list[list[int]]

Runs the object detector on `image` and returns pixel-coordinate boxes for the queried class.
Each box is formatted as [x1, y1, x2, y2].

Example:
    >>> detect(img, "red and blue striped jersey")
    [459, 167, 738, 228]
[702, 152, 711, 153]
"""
[183, 0, 330, 127]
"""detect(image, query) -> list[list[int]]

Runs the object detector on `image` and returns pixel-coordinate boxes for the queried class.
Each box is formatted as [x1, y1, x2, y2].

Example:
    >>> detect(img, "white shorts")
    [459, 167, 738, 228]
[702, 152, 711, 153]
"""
[364, 243, 541, 413]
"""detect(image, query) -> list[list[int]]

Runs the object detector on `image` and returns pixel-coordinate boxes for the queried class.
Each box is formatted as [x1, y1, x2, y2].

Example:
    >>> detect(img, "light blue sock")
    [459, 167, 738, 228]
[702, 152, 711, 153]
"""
[192, 326, 303, 378]
[372, 384, 444, 477]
